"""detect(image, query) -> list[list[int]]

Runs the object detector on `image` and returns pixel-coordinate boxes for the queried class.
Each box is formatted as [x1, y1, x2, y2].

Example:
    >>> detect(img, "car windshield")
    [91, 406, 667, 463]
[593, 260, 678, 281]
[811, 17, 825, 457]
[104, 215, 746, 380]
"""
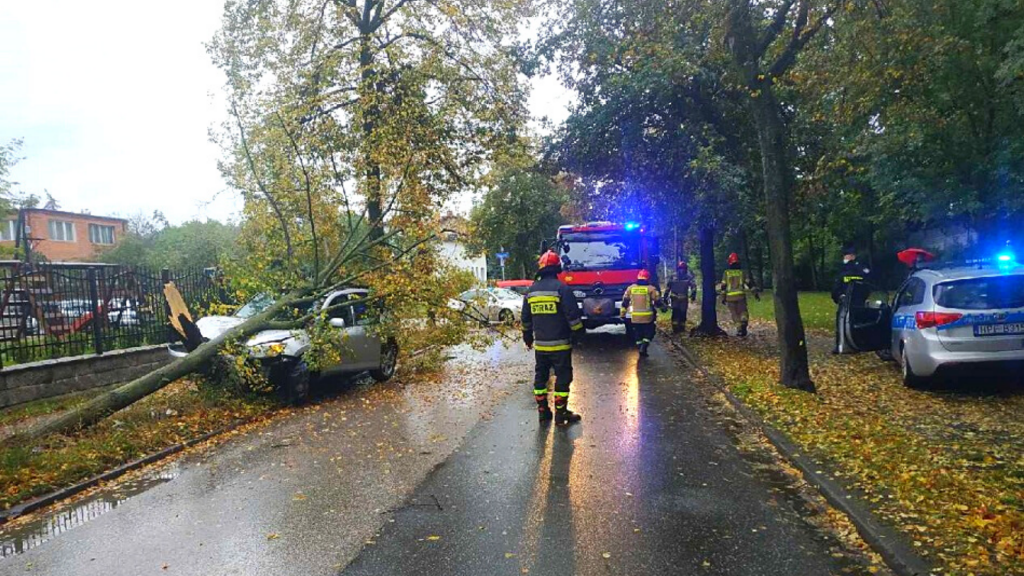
[491, 288, 522, 301]
[235, 294, 275, 318]
[933, 275, 1024, 310]
[560, 232, 641, 271]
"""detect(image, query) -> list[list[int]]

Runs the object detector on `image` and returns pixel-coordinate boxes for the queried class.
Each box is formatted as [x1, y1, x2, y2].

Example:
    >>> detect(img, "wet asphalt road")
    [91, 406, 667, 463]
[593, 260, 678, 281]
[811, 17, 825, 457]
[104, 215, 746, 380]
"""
[341, 330, 853, 576]
[0, 331, 859, 575]
[0, 342, 534, 576]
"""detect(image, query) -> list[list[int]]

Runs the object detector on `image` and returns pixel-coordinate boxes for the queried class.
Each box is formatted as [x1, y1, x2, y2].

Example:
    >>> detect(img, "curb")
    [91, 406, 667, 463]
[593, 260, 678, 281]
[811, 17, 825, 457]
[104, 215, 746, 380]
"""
[0, 418, 252, 526]
[668, 338, 935, 576]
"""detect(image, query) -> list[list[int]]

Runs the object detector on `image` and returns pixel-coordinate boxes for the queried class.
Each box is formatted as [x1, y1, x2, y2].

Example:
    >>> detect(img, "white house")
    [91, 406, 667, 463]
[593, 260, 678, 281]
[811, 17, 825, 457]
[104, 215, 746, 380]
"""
[440, 214, 488, 285]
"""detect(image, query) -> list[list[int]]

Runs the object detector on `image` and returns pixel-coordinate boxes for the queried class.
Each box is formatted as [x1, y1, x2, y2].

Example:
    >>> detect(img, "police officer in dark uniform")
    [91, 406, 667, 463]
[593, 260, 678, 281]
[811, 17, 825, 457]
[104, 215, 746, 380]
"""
[522, 251, 584, 425]
[832, 245, 872, 354]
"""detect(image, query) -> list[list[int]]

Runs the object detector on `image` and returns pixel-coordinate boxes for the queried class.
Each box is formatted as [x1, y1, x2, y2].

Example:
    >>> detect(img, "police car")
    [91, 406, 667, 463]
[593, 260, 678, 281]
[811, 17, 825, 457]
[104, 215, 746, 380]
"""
[841, 253, 1024, 387]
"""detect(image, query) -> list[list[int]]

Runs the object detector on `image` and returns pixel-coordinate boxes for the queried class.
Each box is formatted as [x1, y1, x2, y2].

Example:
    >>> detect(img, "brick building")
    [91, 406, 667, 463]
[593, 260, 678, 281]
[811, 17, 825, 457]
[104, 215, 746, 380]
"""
[0, 209, 127, 262]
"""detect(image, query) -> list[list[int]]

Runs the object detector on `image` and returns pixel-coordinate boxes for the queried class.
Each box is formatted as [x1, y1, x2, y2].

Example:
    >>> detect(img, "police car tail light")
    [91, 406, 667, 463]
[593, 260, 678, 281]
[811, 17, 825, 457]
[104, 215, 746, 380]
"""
[915, 311, 962, 329]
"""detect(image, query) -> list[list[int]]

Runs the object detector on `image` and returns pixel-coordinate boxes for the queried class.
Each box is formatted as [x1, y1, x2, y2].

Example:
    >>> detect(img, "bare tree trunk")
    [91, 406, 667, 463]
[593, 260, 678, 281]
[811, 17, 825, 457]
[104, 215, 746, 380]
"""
[751, 89, 815, 392]
[694, 226, 725, 336]
[14, 293, 304, 443]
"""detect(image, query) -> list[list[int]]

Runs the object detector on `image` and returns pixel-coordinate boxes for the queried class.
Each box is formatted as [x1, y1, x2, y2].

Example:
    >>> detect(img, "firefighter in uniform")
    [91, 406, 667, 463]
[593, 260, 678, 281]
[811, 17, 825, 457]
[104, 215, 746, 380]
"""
[621, 269, 663, 357]
[665, 261, 697, 334]
[719, 253, 759, 337]
[522, 251, 584, 425]
[831, 246, 872, 354]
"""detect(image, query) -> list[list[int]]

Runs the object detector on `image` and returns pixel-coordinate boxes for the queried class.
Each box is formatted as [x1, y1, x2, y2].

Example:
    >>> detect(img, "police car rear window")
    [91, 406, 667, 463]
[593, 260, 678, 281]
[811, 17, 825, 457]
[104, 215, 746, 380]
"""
[933, 275, 1024, 310]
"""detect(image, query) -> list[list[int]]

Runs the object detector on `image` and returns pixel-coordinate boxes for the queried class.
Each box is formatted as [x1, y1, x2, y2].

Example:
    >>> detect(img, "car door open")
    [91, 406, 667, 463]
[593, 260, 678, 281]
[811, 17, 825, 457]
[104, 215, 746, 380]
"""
[843, 280, 892, 352]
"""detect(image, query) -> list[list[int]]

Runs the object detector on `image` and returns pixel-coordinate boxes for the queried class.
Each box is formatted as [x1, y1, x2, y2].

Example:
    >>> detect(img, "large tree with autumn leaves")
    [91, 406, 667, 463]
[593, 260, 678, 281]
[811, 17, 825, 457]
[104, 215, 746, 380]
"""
[16, 0, 531, 441]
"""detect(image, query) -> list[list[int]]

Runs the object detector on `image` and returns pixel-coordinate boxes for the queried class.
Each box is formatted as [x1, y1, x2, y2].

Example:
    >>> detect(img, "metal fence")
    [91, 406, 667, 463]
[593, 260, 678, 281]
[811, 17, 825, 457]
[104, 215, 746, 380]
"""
[0, 262, 228, 368]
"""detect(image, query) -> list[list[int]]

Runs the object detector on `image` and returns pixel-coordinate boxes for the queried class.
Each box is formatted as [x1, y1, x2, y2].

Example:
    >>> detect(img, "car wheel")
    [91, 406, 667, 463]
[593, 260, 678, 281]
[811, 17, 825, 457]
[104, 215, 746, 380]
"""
[900, 344, 926, 388]
[284, 360, 311, 405]
[371, 340, 399, 382]
[498, 309, 515, 325]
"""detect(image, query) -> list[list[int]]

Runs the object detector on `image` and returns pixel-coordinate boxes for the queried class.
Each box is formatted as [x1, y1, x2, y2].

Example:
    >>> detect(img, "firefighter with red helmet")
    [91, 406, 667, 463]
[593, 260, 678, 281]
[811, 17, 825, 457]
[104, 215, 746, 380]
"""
[621, 269, 664, 357]
[665, 261, 697, 334]
[521, 250, 584, 425]
[719, 253, 760, 337]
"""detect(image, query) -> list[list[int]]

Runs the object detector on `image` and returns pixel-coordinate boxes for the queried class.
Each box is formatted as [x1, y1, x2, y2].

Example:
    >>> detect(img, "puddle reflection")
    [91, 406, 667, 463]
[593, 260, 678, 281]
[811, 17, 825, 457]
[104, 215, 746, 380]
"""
[0, 464, 179, 559]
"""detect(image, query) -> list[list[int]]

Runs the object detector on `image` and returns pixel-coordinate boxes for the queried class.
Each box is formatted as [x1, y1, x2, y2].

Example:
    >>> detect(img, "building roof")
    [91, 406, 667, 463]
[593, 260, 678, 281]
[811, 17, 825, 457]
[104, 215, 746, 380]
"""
[15, 208, 127, 223]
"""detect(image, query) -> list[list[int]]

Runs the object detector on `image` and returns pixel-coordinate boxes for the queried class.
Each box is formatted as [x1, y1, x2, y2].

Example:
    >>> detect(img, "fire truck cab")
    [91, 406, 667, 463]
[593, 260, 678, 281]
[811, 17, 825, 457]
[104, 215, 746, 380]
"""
[551, 222, 660, 330]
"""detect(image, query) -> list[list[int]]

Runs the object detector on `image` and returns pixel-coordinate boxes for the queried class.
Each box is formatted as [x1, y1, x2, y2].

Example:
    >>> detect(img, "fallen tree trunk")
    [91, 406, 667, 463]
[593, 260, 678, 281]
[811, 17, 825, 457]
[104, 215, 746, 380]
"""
[12, 292, 304, 444]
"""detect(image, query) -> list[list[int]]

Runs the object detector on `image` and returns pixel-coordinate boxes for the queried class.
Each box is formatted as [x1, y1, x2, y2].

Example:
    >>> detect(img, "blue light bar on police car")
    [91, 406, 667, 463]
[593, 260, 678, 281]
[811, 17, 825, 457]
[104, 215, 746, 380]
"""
[624, 222, 640, 230]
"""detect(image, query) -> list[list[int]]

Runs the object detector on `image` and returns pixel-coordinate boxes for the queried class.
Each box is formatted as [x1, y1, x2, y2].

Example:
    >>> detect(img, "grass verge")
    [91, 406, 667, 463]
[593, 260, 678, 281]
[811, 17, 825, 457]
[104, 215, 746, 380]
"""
[673, 293, 1024, 576]
[0, 381, 274, 511]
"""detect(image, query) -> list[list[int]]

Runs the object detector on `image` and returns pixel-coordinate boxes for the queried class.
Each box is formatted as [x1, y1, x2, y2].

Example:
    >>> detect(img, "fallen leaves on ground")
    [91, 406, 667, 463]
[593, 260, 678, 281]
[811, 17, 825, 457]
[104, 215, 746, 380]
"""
[685, 298, 1024, 576]
[0, 380, 274, 510]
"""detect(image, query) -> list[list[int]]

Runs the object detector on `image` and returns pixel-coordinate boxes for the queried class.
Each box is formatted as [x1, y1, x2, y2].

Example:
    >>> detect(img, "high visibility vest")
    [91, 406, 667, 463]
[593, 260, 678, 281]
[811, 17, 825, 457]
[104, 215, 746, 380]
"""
[723, 269, 745, 297]
[627, 285, 655, 319]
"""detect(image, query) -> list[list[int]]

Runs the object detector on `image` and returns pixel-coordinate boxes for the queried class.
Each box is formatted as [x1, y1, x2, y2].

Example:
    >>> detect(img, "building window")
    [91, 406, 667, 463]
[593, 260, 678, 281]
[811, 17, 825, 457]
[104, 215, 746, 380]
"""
[88, 224, 115, 245]
[0, 220, 16, 242]
[48, 220, 75, 242]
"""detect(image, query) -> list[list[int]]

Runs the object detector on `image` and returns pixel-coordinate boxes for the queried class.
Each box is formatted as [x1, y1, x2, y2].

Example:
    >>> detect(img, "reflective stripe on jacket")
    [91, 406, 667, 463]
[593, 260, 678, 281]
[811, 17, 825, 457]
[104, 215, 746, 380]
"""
[723, 269, 745, 298]
[623, 283, 660, 324]
[521, 277, 583, 351]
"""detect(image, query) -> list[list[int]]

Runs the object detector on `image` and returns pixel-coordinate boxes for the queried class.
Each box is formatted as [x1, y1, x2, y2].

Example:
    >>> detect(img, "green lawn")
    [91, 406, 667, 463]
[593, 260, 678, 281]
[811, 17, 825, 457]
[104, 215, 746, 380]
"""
[687, 290, 836, 333]
[746, 291, 836, 333]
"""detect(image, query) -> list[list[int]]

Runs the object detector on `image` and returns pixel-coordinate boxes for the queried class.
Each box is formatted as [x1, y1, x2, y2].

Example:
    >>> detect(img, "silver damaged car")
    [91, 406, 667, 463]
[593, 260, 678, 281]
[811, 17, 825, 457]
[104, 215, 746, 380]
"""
[170, 288, 398, 403]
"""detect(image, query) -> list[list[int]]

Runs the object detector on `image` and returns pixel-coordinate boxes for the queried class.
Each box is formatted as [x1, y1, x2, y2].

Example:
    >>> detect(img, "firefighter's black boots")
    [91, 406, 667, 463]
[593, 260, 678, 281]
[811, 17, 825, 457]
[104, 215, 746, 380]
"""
[554, 397, 582, 426]
[536, 393, 553, 422]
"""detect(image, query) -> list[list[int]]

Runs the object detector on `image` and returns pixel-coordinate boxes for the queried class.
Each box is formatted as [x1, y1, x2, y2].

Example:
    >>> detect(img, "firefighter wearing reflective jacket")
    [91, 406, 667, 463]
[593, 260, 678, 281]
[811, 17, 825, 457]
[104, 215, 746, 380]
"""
[622, 269, 663, 357]
[665, 261, 697, 334]
[831, 246, 872, 354]
[719, 253, 759, 337]
[522, 251, 584, 425]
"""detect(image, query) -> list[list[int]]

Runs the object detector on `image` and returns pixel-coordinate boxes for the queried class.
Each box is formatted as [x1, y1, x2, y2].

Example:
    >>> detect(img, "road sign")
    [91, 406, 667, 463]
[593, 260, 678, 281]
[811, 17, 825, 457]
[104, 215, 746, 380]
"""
[496, 252, 509, 261]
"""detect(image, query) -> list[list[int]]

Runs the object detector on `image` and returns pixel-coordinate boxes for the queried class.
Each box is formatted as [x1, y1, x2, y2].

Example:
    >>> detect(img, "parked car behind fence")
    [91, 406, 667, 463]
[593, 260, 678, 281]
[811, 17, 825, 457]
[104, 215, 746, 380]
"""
[0, 262, 226, 368]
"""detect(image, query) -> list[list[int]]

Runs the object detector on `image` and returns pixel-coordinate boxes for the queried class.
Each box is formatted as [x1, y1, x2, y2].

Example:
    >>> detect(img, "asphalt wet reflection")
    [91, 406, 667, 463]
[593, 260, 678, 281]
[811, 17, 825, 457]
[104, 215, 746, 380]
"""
[0, 333, 870, 576]
[340, 329, 863, 576]
[0, 464, 179, 559]
[0, 341, 534, 576]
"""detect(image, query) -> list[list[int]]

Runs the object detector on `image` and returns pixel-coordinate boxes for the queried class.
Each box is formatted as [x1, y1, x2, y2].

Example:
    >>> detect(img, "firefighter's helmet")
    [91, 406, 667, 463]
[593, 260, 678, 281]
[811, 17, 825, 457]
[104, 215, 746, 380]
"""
[538, 250, 562, 270]
[728, 253, 740, 265]
[637, 269, 651, 281]
[677, 261, 688, 270]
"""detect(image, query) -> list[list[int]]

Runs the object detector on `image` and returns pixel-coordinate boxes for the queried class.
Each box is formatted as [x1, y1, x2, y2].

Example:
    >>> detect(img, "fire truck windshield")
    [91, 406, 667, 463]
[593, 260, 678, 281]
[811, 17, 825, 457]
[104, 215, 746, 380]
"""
[560, 232, 641, 271]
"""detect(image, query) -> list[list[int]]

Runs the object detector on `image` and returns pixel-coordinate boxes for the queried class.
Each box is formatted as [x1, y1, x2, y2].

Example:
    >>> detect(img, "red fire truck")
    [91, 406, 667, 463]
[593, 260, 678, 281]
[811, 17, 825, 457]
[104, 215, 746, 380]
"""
[549, 221, 660, 330]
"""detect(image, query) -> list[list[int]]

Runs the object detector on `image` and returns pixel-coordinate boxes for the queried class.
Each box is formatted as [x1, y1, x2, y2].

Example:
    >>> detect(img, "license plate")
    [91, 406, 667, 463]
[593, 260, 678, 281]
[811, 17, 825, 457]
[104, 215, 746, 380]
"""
[973, 322, 1024, 337]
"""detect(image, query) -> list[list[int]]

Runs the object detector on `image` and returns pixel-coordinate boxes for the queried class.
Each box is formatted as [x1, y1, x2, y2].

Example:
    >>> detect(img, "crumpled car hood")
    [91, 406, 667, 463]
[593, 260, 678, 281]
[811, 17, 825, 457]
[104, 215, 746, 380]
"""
[195, 316, 307, 356]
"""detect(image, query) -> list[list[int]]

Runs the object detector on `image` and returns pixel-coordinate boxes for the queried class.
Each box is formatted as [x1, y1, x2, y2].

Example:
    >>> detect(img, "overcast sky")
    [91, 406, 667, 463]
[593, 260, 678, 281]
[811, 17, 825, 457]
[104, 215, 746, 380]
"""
[0, 1, 572, 225]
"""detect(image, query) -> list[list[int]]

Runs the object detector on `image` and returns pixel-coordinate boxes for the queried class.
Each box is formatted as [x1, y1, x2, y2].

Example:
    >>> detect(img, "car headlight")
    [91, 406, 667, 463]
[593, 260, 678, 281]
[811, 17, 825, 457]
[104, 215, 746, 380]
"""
[256, 342, 287, 358]
[573, 290, 587, 298]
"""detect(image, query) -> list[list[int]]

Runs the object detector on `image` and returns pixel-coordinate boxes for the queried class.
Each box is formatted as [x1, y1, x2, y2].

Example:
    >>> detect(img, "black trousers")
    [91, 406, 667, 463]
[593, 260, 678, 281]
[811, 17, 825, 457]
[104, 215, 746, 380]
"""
[834, 303, 844, 352]
[671, 302, 688, 330]
[633, 322, 656, 344]
[533, 350, 573, 395]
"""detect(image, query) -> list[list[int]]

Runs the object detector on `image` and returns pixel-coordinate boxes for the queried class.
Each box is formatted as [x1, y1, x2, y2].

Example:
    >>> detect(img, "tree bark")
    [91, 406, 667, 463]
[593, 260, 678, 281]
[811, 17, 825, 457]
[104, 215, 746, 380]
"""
[750, 89, 815, 392]
[14, 293, 304, 443]
[693, 226, 726, 336]
[359, 37, 384, 243]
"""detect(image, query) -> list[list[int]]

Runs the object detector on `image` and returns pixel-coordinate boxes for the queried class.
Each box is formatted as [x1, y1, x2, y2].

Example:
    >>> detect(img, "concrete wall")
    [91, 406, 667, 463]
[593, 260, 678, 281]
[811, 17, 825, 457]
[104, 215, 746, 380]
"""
[0, 345, 171, 409]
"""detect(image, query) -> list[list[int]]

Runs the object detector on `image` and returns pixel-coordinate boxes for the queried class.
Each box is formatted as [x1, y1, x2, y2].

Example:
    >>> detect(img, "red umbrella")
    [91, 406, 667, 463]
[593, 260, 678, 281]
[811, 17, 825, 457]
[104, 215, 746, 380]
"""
[897, 248, 936, 268]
